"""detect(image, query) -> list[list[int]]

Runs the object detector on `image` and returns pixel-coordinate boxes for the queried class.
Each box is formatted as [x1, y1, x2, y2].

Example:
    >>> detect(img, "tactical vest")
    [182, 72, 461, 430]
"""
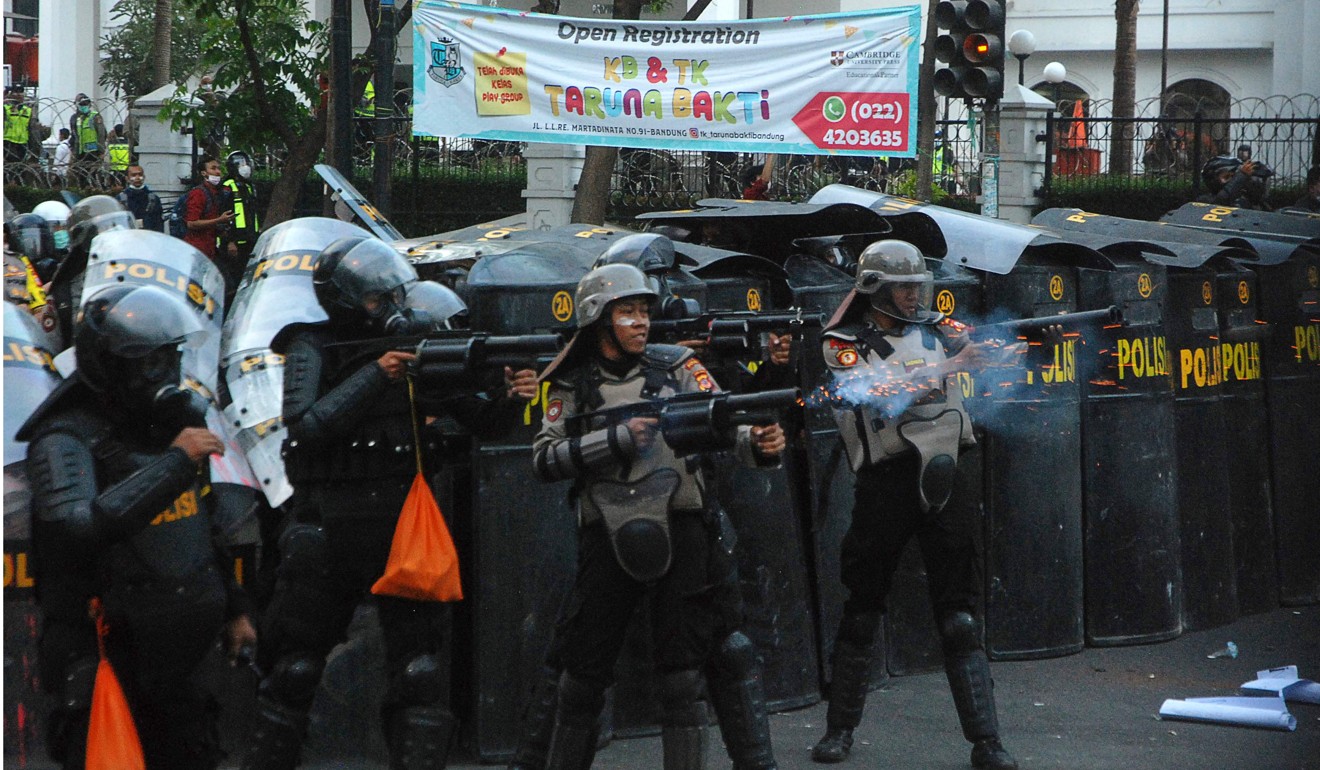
[561, 344, 709, 523]
[75, 111, 100, 152]
[4, 104, 31, 144]
[823, 320, 974, 473]
[281, 331, 424, 487]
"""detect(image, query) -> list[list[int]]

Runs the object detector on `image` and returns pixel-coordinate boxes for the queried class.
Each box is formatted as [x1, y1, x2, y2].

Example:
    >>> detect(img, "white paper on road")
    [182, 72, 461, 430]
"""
[1158, 696, 1296, 731]
[1240, 665, 1320, 705]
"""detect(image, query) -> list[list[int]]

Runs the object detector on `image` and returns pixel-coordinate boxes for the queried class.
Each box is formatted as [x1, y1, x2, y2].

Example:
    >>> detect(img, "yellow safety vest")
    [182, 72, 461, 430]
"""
[5, 104, 31, 144]
[76, 111, 101, 152]
[221, 178, 259, 242]
[356, 80, 376, 118]
[108, 141, 131, 171]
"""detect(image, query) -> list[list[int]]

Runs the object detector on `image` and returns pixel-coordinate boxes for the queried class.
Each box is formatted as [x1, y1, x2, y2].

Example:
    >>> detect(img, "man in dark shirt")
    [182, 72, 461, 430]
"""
[116, 164, 164, 232]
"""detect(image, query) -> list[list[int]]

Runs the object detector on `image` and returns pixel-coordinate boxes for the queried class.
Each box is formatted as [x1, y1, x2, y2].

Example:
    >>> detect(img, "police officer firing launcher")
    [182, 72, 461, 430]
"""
[810, 240, 1020, 770]
[242, 236, 538, 770]
[532, 264, 789, 770]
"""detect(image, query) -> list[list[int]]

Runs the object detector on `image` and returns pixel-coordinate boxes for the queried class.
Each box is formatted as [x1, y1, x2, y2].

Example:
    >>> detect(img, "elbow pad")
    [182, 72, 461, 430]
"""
[92, 448, 198, 542]
[291, 361, 389, 443]
[27, 432, 100, 544]
[534, 425, 632, 482]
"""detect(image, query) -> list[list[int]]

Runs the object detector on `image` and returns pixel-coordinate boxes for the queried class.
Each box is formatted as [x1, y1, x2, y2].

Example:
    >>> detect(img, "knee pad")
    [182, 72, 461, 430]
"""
[557, 671, 606, 726]
[276, 523, 328, 580]
[660, 669, 708, 727]
[837, 610, 882, 648]
[938, 611, 980, 658]
[262, 654, 325, 709]
[393, 653, 445, 708]
[710, 631, 757, 681]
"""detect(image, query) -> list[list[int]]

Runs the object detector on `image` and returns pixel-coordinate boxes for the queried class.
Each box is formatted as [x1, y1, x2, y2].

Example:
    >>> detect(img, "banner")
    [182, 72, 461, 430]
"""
[412, 2, 920, 157]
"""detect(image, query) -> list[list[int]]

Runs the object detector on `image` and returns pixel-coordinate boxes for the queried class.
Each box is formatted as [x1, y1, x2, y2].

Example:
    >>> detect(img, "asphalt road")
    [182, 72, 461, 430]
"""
[283, 605, 1320, 770]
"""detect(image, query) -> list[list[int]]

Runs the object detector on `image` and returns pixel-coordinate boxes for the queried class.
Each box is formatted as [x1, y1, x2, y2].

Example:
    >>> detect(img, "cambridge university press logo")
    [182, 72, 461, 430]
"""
[429, 38, 465, 87]
[830, 50, 846, 67]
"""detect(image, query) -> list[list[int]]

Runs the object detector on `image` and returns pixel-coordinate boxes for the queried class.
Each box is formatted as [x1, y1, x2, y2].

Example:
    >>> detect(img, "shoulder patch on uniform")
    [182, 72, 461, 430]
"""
[835, 348, 859, 367]
[546, 398, 564, 422]
[685, 357, 716, 391]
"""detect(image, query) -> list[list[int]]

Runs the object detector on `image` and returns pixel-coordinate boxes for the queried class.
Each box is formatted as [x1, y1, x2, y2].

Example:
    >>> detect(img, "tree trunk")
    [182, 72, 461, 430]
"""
[266, 111, 328, 226]
[1111, 0, 1139, 174]
[570, 0, 643, 224]
[152, 0, 173, 89]
[914, 0, 939, 202]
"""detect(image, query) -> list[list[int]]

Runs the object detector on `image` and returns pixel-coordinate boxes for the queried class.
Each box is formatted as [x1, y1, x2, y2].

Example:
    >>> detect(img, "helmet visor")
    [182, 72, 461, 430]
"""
[332, 244, 418, 308]
[871, 277, 935, 321]
[83, 284, 209, 357]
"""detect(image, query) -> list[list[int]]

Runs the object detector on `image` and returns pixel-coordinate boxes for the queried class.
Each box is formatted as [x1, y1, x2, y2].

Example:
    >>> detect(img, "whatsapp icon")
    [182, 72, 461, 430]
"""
[822, 96, 847, 123]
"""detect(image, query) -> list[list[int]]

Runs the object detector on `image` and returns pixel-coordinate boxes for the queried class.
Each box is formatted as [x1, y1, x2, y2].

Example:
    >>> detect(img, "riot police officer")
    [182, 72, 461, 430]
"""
[20, 282, 256, 769]
[809, 241, 1018, 770]
[242, 237, 537, 770]
[532, 264, 786, 770]
[44, 194, 135, 349]
[510, 237, 786, 770]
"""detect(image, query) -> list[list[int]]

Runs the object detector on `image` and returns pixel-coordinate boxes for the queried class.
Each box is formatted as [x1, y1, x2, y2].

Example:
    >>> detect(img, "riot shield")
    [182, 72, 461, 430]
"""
[3, 301, 61, 762]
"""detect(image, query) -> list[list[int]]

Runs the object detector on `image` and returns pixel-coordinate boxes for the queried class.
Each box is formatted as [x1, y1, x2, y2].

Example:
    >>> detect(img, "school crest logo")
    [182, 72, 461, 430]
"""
[429, 38, 465, 87]
[831, 50, 846, 67]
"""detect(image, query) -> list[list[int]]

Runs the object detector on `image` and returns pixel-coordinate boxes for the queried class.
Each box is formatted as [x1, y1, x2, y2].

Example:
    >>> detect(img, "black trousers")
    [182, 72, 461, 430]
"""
[260, 478, 451, 711]
[556, 512, 721, 692]
[839, 450, 982, 619]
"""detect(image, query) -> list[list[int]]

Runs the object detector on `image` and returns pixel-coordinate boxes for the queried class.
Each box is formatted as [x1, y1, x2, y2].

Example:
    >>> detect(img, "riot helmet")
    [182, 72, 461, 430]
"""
[1201, 156, 1241, 192]
[312, 236, 417, 335]
[74, 283, 209, 418]
[32, 200, 72, 251]
[574, 264, 658, 329]
[594, 233, 697, 320]
[66, 195, 134, 255]
[400, 280, 468, 332]
[5, 213, 55, 265]
[855, 240, 939, 324]
[226, 150, 254, 180]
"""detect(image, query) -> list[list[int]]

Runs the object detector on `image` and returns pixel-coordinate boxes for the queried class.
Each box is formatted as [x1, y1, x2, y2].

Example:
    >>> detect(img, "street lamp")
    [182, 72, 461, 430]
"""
[1043, 61, 1067, 109]
[1008, 29, 1036, 87]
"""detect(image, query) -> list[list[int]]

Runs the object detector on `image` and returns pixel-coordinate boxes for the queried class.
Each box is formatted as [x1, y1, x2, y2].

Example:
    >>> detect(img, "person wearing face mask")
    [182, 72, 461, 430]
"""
[68, 94, 106, 167]
[241, 237, 539, 770]
[531, 264, 787, 770]
[19, 282, 257, 769]
[181, 155, 234, 265]
[116, 164, 165, 232]
[218, 150, 261, 297]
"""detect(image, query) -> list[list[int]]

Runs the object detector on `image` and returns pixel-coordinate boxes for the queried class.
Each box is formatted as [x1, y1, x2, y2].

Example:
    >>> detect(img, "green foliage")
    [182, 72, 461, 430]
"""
[99, 0, 210, 100]
[159, 0, 327, 155]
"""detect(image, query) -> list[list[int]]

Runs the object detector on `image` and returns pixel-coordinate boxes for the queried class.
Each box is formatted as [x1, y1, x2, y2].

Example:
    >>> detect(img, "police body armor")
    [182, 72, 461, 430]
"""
[279, 326, 422, 491]
[823, 320, 973, 513]
[561, 344, 704, 582]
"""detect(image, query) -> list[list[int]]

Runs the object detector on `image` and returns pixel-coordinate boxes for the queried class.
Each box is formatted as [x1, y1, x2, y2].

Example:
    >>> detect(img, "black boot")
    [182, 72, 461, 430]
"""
[945, 651, 1017, 770]
[386, 705, 456, 770]
[509, 666, 560, 770]
[811, 612, 880, 764]
[240, 697, 308, 770]
[545, 673, 604, 770]
[706, 632, 777, 770]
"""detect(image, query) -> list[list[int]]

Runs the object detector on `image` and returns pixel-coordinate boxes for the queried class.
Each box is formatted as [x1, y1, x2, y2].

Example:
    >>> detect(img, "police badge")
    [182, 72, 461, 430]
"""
[428, 38, 465, 87]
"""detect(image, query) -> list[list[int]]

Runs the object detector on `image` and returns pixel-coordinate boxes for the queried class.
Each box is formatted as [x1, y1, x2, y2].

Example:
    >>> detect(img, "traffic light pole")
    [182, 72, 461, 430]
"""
[373, 0, 396, 217]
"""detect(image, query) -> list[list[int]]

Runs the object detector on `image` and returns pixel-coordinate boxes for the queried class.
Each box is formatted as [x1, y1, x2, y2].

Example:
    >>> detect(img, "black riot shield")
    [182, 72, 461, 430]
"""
[3, 303, 61, 764]
[457, 249, 586, 760]
[975, 261, 1090, 660]
[782, 252, 889, 691]
[1074, 260, 1182, 645]
[1241, 248, 1320, 606]
[1215, 265, 1277, 615]
[1161, 264, 1237, 631]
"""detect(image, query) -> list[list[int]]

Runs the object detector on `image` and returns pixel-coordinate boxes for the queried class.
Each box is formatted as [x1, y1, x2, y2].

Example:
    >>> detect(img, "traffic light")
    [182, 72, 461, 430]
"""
[933, 0, 1006, 101]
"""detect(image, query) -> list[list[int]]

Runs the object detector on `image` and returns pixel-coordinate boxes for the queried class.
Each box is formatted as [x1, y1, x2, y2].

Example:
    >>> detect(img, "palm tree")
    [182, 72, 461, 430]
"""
[1111, 0, 1139, 174]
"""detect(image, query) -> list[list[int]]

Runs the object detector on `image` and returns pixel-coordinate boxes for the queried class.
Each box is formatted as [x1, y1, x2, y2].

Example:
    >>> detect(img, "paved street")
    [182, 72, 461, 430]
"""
[273, 605, 1319, 770]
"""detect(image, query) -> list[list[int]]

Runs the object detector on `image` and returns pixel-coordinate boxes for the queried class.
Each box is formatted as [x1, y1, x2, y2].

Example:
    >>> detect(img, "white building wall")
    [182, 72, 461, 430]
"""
[37, 0, 103, 103]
